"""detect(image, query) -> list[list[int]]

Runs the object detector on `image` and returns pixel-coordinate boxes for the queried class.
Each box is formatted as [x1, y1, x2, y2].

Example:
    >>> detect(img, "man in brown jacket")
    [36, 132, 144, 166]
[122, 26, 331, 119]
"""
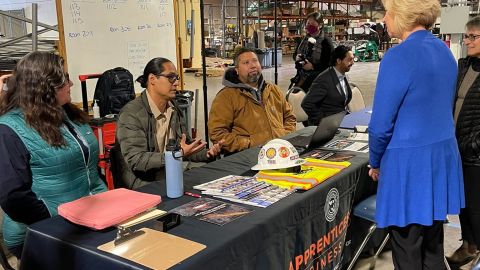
[208, 48, 296, 154]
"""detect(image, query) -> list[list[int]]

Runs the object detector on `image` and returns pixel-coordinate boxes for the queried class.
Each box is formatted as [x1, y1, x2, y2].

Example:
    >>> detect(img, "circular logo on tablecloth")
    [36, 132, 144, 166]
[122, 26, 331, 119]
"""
[325, 188, 340, 222]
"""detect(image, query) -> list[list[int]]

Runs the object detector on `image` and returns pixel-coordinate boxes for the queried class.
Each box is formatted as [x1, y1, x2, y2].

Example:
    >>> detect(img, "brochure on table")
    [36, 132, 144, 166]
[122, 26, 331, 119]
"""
[323, 139, 369, 153]
[194, 175, 294, 208]
[170, 197, 253, 225]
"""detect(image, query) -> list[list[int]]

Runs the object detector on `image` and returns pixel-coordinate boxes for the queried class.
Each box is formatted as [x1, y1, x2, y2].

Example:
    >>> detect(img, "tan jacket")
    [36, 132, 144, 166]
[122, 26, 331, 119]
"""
[208, 70, 296, 153]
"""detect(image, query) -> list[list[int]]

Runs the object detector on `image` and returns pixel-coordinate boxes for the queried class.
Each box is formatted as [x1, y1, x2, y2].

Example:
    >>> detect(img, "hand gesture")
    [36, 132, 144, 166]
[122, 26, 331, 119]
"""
[207, 139, 224, 158]
[0, 74, 12, 90]
[180, 134, 206, 157]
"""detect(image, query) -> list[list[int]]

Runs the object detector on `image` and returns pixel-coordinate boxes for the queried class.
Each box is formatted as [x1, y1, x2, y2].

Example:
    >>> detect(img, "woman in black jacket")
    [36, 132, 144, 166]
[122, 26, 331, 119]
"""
[447, 16, 480, 268]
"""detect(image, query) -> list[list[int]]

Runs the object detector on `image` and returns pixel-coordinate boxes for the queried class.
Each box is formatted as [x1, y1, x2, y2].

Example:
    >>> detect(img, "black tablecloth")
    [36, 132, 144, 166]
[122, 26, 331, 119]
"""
[20, 128, 375, 270]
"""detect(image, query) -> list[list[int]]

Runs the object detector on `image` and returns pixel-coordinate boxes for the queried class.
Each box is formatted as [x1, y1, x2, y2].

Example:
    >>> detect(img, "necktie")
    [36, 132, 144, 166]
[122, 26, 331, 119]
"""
[342, 77, 349, 103]
[338, 76, 347, 99]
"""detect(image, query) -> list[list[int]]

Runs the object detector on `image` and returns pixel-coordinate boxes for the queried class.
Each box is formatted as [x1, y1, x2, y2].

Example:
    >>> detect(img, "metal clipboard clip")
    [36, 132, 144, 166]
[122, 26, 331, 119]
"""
[114, 208, 167, 246]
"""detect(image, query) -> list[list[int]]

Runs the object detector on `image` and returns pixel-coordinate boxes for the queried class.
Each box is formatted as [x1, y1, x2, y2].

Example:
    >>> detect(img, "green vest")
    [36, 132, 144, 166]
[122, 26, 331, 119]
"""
[0, 109, 107, 248]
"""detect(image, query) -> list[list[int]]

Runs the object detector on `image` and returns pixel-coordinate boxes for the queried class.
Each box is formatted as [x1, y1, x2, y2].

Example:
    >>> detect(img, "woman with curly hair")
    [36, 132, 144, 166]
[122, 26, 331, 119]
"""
[0, 52, 106, 258]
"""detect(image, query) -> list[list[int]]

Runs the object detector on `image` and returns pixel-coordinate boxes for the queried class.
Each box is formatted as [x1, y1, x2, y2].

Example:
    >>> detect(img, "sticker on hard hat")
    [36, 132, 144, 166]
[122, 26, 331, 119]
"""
[279, 147, 290, 158]
[259, 149, 265, 159]
[266, 148, 276, 159]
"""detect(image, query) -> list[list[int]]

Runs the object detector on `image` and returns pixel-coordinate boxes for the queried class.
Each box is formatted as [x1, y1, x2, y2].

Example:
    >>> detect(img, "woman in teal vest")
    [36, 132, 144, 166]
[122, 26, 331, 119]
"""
[0, 52, 107, 258]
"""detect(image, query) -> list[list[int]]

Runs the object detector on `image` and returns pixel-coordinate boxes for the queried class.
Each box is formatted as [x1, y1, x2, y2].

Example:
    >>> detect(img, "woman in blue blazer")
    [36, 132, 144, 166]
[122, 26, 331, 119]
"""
[368, 0, 465, 269]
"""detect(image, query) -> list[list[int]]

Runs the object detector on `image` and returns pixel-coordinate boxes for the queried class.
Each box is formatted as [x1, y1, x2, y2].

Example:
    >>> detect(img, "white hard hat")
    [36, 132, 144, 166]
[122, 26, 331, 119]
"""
[251, 139, 306, 170]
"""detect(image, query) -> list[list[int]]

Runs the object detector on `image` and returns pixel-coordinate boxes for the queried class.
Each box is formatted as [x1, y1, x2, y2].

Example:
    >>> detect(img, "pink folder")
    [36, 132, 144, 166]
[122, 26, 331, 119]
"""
[58, 188, 162, 230]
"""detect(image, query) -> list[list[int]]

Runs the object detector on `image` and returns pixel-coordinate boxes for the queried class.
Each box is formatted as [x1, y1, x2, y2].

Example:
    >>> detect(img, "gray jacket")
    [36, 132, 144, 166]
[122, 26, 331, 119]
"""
[115, 91, 207, 189]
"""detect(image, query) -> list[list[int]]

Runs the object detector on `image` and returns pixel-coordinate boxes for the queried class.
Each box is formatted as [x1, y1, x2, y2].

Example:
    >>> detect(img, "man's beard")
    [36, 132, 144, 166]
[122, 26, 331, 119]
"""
[247, 72, 260, 84]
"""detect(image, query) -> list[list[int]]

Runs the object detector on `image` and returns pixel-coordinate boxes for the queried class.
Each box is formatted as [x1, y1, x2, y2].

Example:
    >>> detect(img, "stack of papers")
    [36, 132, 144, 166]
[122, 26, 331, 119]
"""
[347, 132, 369, 141]
[323, 139, 369, 153]
[194, 175, 294, 208]
[305, 150, 355, 162]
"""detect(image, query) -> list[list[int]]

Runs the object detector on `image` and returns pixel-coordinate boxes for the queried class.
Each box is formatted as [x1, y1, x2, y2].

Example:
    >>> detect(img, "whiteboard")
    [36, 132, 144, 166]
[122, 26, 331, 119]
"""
[57, 0, 178, 103]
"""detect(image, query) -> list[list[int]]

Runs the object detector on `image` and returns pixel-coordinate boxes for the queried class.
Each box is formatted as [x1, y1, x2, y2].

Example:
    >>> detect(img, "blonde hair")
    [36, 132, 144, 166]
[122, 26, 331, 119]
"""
[382, 0, 440, 35]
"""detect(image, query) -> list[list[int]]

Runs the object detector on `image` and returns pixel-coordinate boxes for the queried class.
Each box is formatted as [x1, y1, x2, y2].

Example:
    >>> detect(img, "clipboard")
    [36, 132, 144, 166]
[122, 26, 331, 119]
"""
[98, 228, 206, 269]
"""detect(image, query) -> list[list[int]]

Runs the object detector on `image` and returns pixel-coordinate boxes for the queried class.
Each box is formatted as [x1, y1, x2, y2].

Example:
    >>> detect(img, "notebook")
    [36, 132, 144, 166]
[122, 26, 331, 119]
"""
[288, 111, 346, 154]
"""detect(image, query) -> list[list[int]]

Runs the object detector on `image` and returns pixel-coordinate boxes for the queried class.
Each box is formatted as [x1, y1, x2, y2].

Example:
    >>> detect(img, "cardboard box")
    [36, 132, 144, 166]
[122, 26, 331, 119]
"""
[292, 5, 300, 16]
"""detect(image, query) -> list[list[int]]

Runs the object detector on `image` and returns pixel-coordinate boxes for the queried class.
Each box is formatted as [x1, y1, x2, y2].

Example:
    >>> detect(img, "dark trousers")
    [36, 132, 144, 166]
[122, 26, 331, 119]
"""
[459, 165, 480, 248]
[389, 221, 445, 270]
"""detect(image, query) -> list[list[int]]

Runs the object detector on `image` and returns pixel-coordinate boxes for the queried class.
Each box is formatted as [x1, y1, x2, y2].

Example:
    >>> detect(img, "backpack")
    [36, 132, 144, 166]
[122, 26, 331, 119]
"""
[93, 67, 135, 117]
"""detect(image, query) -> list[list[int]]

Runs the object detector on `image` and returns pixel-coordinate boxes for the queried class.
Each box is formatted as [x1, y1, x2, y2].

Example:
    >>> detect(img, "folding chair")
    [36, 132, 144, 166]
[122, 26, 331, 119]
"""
[347, 195, 389, 270]
[286, 86, 308, 123]
[347, 195, 451, 270]
[347, 82, 366, 113]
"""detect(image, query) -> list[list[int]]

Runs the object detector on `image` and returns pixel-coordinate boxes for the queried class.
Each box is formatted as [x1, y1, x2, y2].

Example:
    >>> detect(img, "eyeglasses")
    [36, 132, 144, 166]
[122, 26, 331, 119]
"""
[463, 34, 480, 41]
[157, 73, 180, 83]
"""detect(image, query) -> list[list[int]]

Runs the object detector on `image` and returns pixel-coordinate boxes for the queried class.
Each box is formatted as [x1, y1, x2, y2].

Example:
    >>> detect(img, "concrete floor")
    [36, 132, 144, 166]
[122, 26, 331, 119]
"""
[0, 57, 472, 270]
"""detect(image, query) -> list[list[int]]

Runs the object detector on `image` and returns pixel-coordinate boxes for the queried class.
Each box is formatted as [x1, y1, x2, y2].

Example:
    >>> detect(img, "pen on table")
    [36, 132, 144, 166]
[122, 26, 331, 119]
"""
[184, 192, 202, 198]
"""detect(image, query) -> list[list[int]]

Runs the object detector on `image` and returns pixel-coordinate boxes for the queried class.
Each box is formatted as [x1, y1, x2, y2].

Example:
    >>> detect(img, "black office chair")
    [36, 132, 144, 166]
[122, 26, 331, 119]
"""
[346, 195, 451, 270]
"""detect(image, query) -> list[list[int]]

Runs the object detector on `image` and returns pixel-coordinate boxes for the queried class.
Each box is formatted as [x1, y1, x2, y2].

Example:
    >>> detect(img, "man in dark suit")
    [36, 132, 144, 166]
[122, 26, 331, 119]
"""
[301, 45, 354, 126]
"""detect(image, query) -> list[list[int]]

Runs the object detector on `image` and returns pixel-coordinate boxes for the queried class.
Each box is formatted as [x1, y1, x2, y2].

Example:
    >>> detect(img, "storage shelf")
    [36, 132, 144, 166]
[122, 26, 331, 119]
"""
[303, 0, 373, 3]
[245, 15, 369, 20]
